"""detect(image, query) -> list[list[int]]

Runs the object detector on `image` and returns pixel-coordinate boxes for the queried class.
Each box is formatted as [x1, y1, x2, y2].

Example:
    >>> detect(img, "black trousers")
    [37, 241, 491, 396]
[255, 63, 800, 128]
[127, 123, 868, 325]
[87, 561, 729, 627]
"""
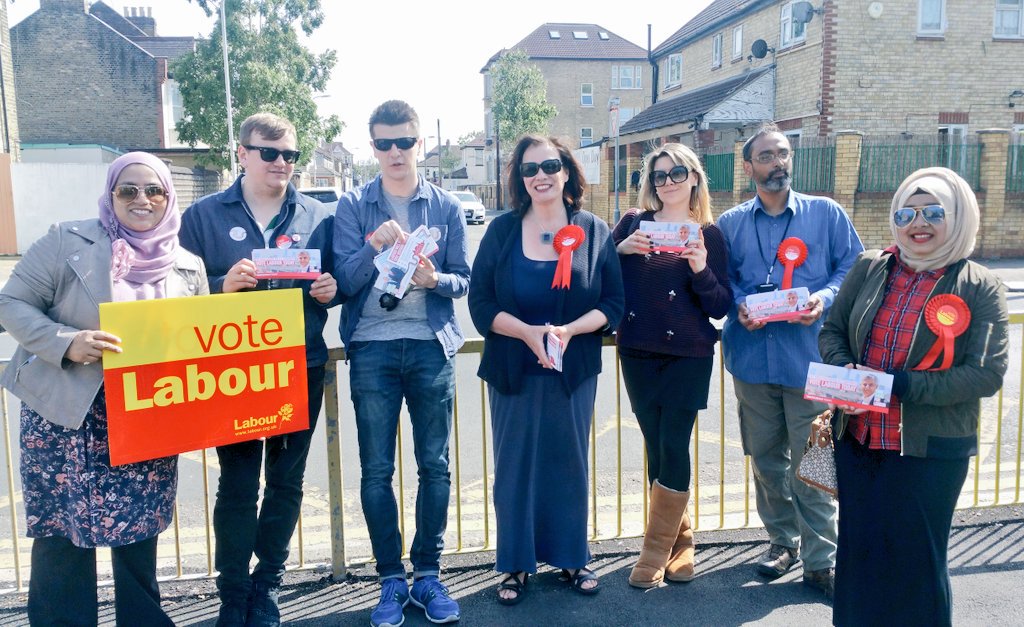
[833, 434, 968, 627]
[27, 535, 172, 626]
[213, 365, 325, 601]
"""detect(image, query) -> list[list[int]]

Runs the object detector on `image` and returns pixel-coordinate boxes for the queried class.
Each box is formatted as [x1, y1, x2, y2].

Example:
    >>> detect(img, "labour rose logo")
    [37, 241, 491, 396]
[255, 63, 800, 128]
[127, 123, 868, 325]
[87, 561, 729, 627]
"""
[279, 403, 294, 422]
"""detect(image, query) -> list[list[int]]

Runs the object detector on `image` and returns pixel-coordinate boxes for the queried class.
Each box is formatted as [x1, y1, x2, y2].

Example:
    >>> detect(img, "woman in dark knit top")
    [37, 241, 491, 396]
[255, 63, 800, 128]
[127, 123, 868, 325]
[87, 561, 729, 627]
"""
[612, 143, 731, 588]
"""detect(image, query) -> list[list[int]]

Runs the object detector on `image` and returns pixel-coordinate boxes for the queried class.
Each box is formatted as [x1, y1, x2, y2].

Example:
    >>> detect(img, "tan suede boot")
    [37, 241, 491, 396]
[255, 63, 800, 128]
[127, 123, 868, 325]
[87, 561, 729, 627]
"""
[665, 493, 695, 582]
[628, 480, 688, 588]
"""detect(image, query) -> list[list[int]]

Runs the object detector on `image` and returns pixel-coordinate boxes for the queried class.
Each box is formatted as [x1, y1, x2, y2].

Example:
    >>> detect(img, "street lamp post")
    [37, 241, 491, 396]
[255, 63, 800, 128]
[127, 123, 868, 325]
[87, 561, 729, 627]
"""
[494, 117, 502, 211]
[220, 0, 237, 179]
[609, 96, 621, 223]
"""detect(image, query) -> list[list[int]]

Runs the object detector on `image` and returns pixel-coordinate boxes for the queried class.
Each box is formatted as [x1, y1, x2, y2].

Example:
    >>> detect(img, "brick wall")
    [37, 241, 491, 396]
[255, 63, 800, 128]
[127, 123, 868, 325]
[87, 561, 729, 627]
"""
[0, 2, 19, 158]
[833, 1, 1023, 135]
[11, 3, 160, 149]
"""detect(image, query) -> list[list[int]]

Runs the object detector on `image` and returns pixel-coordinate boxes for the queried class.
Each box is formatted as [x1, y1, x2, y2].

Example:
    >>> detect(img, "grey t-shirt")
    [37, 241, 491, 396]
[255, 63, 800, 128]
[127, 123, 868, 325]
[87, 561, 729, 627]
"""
[351, 188, 435, 342]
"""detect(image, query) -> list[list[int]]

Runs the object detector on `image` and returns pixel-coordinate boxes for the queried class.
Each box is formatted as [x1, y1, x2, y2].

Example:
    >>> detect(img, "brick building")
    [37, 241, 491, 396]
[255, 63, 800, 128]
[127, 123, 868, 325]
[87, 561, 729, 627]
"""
[10, 0, 199, 159]
[481, 23, 649, 190]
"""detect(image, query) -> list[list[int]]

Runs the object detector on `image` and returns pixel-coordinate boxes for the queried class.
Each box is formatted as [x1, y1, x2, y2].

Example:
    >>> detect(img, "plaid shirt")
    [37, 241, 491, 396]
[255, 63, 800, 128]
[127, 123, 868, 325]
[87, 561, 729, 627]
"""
[850, 251, 946, 450]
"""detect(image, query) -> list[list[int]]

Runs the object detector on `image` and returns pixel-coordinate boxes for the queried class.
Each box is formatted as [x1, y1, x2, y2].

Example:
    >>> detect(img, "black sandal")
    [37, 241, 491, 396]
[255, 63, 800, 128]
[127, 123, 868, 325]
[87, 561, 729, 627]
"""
[559, 567, 600, 595]
[496, 571, 528, 606]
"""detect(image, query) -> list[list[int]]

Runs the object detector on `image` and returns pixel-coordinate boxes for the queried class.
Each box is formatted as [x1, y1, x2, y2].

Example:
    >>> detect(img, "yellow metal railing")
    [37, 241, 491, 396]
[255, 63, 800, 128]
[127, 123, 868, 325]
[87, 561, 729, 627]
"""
[0, 312, 1023, 589]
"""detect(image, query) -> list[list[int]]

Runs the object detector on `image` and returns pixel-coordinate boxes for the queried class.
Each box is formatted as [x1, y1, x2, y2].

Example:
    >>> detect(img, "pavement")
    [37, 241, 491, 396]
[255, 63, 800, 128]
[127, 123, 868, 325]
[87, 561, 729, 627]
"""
[0, 505, 1020, 625]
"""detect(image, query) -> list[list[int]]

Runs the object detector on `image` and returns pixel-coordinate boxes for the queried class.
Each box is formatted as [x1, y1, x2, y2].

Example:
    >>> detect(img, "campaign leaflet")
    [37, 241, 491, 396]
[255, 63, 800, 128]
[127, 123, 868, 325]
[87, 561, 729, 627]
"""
[546, 330, 565, 372]
[252, 248, 321, 280]
[638, 221, 699, 252]
[372, 225, 440, 298]
[804, 362, 894, 414]
[745, 287, 810, 323]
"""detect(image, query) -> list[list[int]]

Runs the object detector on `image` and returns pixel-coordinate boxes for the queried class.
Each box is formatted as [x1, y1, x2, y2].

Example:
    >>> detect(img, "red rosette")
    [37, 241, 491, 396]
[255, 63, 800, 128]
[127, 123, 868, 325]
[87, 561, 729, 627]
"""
[551, 225, 585, 289]
[913, 294, 971, 371]
[777, 237, 808, 290]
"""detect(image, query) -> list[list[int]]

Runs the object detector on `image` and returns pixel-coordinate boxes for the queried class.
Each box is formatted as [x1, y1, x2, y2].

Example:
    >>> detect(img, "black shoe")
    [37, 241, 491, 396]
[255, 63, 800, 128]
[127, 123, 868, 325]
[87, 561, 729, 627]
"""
[215, 598, 249, 627]
[803, 567, 835, 601]
[756, 544, 800, 578]
[246, 582, 281, 627]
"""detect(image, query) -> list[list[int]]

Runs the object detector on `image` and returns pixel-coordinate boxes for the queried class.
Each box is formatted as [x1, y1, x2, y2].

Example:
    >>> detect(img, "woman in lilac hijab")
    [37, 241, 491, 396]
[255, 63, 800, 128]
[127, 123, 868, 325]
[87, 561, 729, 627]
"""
[0, 152, 208, 625]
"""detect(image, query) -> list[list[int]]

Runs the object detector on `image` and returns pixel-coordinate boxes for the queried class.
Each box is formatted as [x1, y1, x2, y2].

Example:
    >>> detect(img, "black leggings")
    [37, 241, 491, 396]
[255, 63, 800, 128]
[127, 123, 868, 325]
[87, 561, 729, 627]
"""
[635, 406, 698, 491]
[28, 535, 173, 626]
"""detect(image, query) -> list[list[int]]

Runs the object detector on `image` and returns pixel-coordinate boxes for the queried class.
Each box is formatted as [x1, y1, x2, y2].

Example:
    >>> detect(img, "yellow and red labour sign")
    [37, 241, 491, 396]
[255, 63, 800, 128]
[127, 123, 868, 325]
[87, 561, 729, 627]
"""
[913, 294, 971, 372]
[99, 289, 308, 465]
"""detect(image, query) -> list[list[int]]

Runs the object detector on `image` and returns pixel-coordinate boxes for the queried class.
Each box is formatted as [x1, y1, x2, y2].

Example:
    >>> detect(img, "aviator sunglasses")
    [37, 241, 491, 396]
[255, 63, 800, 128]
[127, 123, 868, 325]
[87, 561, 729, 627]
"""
[113, 184, 167, 202]
[373, 137, 418, 151]
[243, 145, 302, 164]
[893, 204, 946, 229]
[520, 159, 563, 178]
[649, 164, 691, 187]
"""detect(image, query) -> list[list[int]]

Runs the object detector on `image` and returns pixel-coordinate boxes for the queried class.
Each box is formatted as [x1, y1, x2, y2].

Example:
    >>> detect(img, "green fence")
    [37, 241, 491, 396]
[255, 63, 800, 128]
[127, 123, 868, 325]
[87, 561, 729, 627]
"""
[859, 137, 982, 192]
[1009, 143, 1024, 193]
[702, 152, 734, 192]
[791, 139, 835, 193]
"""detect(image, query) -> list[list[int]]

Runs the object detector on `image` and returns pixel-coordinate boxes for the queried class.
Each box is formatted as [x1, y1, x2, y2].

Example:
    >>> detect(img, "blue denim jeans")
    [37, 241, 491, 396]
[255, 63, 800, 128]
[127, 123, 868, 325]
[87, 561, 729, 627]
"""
[213, 366, 325, 600]
[348, 339, 455, 580]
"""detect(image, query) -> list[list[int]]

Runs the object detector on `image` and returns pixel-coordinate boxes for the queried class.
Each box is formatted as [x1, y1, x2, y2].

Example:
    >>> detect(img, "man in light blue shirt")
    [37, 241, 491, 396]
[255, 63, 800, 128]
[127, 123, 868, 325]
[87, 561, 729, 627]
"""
[717, 123, 863, 600]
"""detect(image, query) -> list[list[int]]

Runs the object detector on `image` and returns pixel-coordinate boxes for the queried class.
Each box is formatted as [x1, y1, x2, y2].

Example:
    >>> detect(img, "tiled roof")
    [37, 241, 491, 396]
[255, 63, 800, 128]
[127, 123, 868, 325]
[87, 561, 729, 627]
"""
[653, 0, 768, 58]
[619, 66, 772, 135]
[507, 23, 647, 61]
[130, 37, 197, 61]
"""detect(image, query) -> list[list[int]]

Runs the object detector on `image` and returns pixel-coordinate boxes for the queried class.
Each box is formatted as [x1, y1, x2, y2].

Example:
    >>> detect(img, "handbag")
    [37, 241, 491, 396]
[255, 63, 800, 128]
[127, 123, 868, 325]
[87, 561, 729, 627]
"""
[797, 409, 838, 498]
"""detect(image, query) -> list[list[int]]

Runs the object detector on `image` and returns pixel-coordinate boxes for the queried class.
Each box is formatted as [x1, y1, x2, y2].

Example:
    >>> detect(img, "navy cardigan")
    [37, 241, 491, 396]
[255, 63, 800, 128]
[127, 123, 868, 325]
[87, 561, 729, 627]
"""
[469, 209, 624, 395]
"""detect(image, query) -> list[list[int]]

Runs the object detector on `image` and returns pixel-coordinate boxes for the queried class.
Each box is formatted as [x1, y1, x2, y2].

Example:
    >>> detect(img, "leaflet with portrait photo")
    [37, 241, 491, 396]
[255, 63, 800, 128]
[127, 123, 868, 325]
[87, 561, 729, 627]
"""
[252, 248, 321, 280]
[638, 221, 699, 252]
[546, 330, 565, 372]
[745, 287, 810, 323]
[804, 362, 893, 414]
[371, 226, 440, 299]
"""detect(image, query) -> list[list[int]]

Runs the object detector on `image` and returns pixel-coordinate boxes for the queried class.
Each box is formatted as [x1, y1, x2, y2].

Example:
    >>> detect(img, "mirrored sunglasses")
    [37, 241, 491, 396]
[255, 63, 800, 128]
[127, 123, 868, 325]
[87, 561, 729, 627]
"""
[244, 145, 301, 164]
[373, 137, 418, 151]
[520, 159, 563, 178]
[893, 204, 945, 229]
[649, 164, 691, 187]
[114, 184, 167, 202]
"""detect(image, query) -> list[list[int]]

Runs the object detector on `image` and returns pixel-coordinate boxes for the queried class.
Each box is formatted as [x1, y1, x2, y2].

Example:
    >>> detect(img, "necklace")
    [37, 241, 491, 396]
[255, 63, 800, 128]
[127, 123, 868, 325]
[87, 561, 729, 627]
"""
[541, 231, 554, 245]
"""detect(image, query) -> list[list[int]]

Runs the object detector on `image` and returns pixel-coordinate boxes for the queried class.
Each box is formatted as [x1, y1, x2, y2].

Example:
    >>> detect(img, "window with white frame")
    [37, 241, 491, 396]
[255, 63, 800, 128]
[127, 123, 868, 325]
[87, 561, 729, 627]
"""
[783, 129, 802, 149]
[995, 0, 1024, 37]
[612, 65, 643, 89]
[618, 108, 638, 125]
[918, 0, 946, 35]
[580, 127, 594, 147]
[581, 83, 593, 107]
[665, 53, 682, 87]
[732, 25, 744, 60]
[712, 33, 723, 68]
[780, 2, 807, 48]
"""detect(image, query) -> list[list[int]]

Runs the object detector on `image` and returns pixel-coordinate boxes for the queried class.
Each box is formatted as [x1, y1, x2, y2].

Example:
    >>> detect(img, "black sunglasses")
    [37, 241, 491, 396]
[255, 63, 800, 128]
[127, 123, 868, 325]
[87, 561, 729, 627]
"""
[244, 145, 301, 164]
[520, 159, 563, 178]
[649, 165, 690, 187]
[113, 183, 167, 202]
[373, 137, 418, 151]
[893, 204, 945, 229]
[379, 293, 400, 311]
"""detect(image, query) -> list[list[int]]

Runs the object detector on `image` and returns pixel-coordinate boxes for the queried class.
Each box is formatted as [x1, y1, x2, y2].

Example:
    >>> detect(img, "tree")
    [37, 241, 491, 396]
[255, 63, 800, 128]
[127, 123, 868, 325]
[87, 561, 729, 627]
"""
[352, 158, 380, 187]
[174, 0, 343, 169]
[489, 50, 557, 146]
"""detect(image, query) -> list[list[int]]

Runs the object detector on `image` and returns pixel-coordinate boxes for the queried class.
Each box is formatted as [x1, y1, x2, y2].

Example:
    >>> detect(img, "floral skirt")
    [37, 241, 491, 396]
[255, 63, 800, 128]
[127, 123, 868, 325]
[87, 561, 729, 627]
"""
[19, 391, 177, 548]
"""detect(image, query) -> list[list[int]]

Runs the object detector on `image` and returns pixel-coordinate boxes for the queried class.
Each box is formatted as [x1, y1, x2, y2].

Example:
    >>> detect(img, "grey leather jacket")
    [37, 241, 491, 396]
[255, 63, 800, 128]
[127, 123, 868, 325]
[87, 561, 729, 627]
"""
[0, 219, 208, 429]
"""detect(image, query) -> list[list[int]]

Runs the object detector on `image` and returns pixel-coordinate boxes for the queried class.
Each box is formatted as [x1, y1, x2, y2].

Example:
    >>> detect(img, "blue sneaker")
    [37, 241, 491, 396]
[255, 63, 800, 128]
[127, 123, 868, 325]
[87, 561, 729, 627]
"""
[410, 576, 460, 624]
[370, 578, 409, 627]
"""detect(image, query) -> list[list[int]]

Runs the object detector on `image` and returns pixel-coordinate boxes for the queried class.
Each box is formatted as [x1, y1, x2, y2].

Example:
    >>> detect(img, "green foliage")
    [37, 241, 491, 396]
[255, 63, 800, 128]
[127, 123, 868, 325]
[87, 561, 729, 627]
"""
[174, 0, 343, 169]
[352, 158, 380, 187]
[489, 50, 557, 146]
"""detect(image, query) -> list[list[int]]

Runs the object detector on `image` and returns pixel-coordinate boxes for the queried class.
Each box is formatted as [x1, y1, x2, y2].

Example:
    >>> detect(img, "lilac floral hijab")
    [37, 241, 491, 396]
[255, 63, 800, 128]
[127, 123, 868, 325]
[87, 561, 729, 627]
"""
[98, 152, 180, 301]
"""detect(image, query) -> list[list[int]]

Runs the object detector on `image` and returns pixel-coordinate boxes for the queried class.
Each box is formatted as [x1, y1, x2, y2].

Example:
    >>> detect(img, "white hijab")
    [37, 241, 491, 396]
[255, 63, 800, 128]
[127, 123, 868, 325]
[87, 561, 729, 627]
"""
[889, 167, 980, 272]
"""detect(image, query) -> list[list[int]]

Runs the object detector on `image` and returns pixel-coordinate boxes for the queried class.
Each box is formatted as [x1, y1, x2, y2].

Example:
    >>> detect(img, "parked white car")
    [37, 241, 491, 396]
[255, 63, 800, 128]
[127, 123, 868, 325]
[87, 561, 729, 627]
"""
[453, 190, 486, 225]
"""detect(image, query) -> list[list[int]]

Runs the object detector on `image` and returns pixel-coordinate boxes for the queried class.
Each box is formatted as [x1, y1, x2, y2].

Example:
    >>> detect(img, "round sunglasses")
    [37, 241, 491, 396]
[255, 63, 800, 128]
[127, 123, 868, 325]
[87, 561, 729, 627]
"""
[893, 204, 945, 229]
[113, 184, 167, 202]
[649, 164, 691, 187]
[243, 145, 302, 164]
[519, 159, 563, 178]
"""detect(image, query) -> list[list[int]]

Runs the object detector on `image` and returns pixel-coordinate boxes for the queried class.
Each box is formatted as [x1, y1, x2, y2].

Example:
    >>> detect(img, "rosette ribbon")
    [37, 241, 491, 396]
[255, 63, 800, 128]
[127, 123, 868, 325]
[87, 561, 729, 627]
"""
[912, 294, 971, 371]
[777, 237, 808, 290]
[551, 225, 585, 289]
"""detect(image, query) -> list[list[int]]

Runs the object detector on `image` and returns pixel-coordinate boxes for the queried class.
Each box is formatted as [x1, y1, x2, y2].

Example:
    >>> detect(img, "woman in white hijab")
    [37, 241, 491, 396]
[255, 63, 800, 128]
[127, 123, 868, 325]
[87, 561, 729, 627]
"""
[818, 167, 1009, 625]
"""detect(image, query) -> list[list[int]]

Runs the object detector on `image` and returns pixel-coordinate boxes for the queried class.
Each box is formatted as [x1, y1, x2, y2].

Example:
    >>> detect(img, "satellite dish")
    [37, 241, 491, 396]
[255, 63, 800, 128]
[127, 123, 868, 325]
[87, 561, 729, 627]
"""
[792, 1, 816, 24]
[751, 39, 770, 59]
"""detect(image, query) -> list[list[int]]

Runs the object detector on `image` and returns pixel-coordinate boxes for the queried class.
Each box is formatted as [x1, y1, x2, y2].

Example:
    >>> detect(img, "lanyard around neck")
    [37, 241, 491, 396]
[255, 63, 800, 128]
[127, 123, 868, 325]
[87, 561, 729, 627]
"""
[753, 207, 793, 284]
